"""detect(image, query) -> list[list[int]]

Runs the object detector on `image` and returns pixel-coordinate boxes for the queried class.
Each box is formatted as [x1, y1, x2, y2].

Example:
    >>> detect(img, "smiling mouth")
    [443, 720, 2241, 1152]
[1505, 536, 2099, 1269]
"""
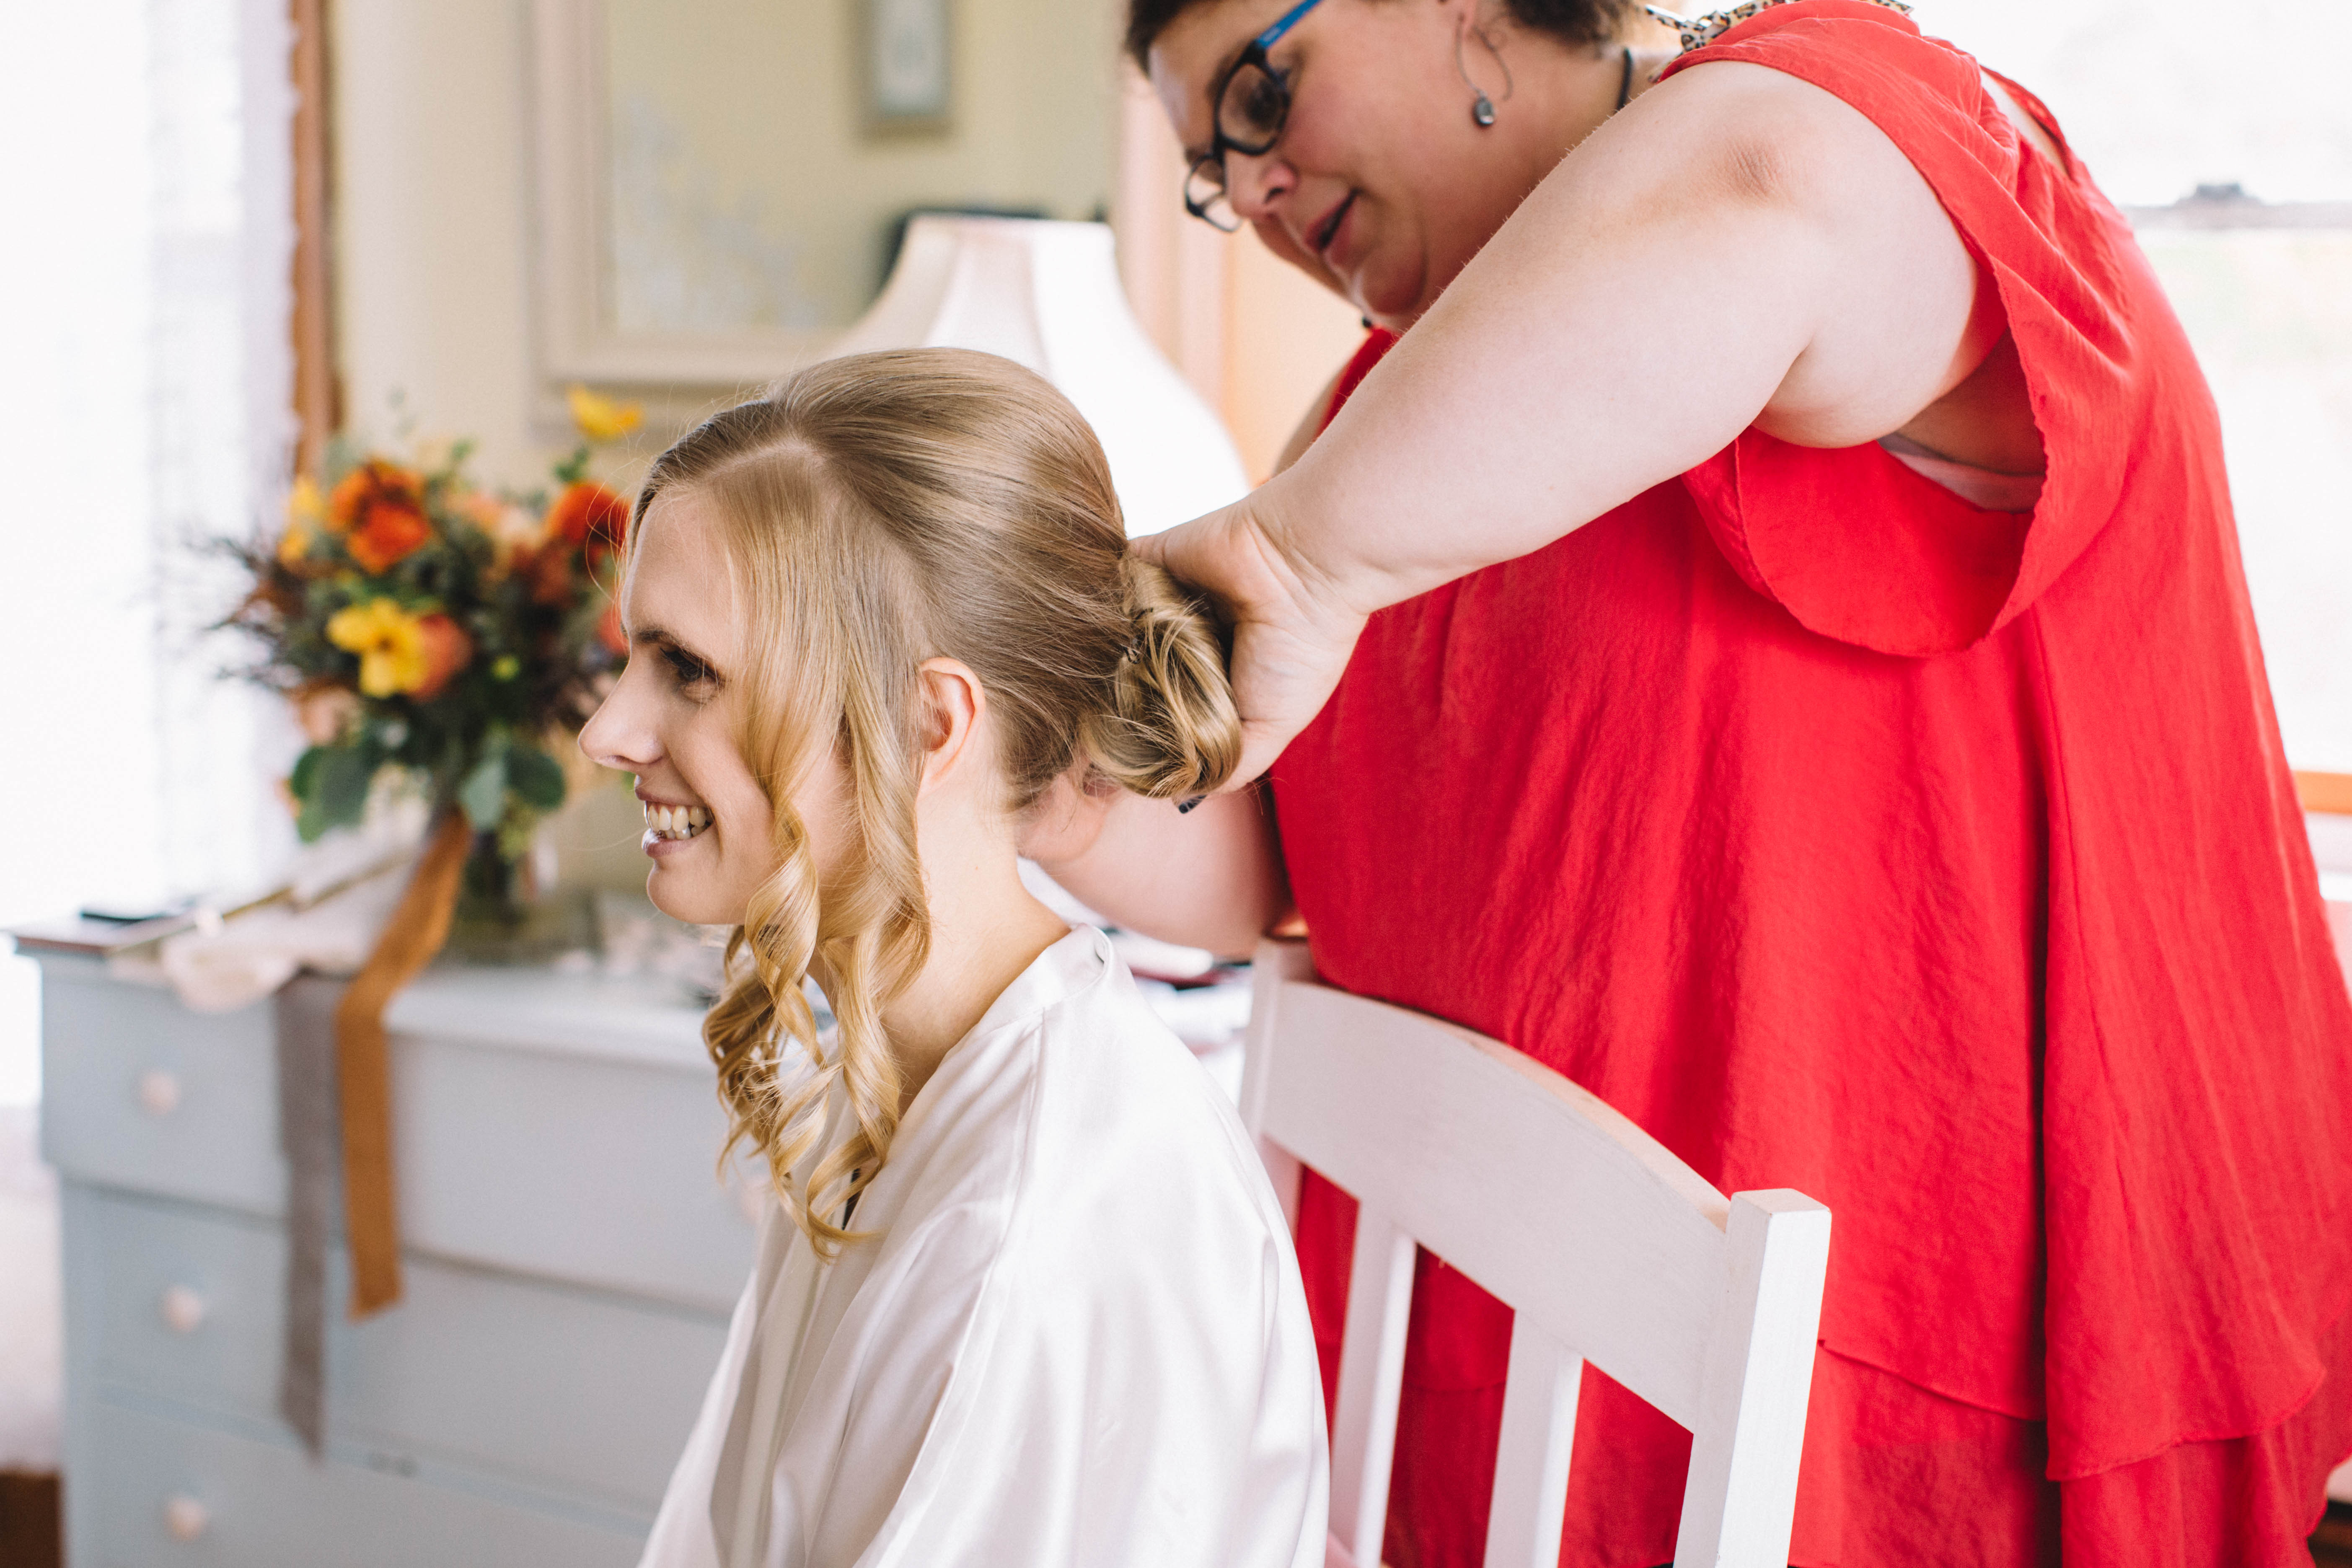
[644, 802, 712, 842]
[1314, 192, 1357, 256]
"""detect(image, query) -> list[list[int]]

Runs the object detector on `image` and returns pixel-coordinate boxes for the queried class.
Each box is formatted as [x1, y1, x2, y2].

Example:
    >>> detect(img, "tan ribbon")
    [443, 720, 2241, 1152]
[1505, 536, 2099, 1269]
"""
[335, 808, 471, 1317]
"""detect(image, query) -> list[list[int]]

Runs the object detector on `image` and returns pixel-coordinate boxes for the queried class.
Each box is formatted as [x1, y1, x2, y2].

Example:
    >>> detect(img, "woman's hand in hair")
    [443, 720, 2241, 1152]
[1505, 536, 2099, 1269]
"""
[1131, 497, 1367, 791]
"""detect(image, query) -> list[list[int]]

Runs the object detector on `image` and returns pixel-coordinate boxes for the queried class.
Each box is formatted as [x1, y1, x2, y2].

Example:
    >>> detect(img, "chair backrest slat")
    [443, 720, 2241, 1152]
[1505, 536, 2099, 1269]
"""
[1484, 1320, 1582, 1568]
[1327, 1201, 1416, 1563]
[1241, 941, 1829, 1567]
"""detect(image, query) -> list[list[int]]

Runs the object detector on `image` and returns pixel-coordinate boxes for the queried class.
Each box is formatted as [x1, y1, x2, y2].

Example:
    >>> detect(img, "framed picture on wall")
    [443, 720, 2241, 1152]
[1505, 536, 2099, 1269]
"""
[528, 0, 1107, 413]
[862, 0, 952, 135]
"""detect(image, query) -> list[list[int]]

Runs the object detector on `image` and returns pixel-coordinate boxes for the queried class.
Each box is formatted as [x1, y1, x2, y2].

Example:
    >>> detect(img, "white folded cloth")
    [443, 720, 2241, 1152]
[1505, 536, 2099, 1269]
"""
[151, 862, 413, 1014]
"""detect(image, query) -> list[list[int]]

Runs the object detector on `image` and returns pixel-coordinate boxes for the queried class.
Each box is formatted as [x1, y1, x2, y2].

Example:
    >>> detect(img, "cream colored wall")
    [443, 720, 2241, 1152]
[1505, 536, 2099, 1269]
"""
[331, 0, 1361, 497]
[603, 0, 1121, 334]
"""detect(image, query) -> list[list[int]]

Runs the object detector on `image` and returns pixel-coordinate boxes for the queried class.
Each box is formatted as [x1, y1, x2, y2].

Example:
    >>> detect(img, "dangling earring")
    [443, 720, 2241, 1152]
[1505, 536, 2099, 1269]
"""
[1453, 17, 1514, 128]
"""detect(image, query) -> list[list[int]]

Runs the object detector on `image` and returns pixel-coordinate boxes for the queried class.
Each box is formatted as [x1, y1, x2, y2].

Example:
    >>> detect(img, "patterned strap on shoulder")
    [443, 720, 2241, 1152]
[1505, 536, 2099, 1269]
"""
[1645, 0, 1911, 52]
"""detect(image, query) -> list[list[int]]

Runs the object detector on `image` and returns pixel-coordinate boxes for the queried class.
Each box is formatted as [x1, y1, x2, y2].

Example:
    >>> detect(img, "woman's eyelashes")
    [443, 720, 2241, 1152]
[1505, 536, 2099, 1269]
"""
[661, 644, 721, 699]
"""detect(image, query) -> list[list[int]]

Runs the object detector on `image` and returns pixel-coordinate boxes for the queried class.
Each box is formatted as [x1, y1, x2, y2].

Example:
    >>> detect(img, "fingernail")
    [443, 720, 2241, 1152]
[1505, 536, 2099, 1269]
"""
[1176, 795, 1205, 815]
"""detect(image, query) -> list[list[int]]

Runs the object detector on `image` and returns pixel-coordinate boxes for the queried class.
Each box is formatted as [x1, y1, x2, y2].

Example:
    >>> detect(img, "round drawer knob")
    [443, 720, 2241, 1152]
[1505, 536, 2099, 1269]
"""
[160, 1284, 207, 1335]
[138, 1069, 182, 1118]
[163, 1493, 209, 1541]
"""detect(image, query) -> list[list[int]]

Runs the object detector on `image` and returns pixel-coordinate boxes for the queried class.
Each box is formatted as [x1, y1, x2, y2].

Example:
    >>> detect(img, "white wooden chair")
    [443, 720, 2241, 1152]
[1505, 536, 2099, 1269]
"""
[1239, 939, 1831, 1568]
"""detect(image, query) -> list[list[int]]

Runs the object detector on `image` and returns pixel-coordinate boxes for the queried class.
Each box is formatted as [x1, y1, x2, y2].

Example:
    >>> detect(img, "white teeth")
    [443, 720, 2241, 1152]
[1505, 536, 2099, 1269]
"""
[644, 802, 711, 841]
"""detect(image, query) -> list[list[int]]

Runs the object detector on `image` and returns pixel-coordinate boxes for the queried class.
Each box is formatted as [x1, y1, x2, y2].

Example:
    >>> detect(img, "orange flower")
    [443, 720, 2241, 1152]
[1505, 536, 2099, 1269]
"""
[409, 613, 474, 701]
[546, 481, 629, 567]
[349, 501, 432, 575]
[328, 460, 419, 532]
[331, 460, 434, 574]
[517, 544, 576, 607]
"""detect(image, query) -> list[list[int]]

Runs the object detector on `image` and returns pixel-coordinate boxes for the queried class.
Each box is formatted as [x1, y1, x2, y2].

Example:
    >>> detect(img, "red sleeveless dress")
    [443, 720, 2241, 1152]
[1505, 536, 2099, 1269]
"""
[1273, 5, 2352, 1563]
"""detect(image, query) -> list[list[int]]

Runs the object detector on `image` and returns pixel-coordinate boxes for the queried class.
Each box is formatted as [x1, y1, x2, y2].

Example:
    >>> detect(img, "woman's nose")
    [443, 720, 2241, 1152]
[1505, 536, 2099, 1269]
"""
[578, 674, 660, 775]
[1224, 148, 1294, 220]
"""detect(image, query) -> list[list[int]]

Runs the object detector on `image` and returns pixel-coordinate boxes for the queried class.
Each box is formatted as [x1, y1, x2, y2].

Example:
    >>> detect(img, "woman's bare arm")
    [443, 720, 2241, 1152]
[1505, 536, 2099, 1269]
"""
[1140, 60, 2000, 783]
[1019, 779, 1287, 957]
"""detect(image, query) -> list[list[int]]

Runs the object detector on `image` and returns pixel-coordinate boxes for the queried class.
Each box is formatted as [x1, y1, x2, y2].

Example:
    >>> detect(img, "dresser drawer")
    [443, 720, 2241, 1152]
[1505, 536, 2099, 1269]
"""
[39, 957, 755, 1309]
[386, 1029, 751, 1309]
[41, 961, 283, 1214]
[72, 1187, 728, 1514]
[80, 1398, 647, 1568]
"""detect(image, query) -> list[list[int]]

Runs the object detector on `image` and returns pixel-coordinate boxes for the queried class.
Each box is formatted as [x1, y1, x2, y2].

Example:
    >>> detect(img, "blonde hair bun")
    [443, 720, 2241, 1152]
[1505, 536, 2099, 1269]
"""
[1085, 556, 1242, 799]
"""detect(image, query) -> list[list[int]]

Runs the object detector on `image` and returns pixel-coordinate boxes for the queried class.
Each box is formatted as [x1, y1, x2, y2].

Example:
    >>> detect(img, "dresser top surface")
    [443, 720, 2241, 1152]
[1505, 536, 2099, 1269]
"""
[31, 952, 714, 1074]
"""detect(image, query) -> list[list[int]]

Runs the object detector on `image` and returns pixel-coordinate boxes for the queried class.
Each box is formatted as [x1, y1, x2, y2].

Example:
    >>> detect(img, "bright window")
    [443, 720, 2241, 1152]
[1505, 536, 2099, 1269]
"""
[0, 0, 294, 1106]
[1909, 0, 2352, 771]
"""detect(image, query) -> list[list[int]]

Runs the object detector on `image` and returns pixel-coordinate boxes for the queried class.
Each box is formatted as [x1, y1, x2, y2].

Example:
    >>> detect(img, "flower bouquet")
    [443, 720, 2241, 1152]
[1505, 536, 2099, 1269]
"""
[224, 387, 643, 924]
[215, 390, 651, 1319]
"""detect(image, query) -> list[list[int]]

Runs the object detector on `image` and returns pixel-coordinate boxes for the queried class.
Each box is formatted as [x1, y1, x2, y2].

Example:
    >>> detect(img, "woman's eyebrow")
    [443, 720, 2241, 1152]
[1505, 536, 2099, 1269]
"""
[632, 623, 723, 673]
[1205, 39, 1254, 107]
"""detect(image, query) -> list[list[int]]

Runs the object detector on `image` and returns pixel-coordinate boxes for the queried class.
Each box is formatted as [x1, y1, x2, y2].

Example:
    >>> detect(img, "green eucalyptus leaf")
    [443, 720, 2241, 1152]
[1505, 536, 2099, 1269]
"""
[289, 745, 327, 803]
[295, 794, 336, 844]
[296, 746, 375, 842]
[506, 745, 567, 813]
[457, 743, 510, 832]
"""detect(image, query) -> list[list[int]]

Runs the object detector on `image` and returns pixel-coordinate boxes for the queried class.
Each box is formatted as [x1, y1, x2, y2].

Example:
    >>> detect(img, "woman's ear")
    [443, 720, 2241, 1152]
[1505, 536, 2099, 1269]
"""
[913, 657, 987, 794]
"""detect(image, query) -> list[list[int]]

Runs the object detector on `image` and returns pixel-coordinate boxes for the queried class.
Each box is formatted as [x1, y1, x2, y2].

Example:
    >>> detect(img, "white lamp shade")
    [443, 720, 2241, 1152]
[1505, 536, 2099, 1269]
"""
[825, 216, 1248, 537]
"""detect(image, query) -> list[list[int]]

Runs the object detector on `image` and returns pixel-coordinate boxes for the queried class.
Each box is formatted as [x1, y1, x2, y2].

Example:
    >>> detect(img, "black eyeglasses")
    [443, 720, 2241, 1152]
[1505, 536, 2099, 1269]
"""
[1183, 0, 1330, 231]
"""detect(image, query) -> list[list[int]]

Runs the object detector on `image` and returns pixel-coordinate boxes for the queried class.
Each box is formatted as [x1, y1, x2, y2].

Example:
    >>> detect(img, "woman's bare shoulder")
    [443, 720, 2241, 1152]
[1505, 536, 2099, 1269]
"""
[1596, 58, 1993, 449]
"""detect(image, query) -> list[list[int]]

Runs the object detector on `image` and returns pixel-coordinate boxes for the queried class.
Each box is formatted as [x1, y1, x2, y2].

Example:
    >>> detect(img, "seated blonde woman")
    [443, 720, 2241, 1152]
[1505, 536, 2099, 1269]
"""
[578, 349, 1326, 1568]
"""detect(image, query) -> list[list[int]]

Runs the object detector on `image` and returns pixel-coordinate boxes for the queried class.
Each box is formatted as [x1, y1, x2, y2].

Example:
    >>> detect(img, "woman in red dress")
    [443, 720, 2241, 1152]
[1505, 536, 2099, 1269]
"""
[1024, 1, 2352, 1561]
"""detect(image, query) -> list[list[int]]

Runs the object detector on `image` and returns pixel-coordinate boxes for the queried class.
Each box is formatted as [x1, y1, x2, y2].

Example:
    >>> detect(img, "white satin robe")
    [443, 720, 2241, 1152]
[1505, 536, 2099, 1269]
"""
[639, 926, 1328, 1568]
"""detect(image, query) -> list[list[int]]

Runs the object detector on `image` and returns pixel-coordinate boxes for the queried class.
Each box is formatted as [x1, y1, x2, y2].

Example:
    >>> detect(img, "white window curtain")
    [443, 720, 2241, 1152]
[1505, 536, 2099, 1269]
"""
[0, 0, 298, 1105]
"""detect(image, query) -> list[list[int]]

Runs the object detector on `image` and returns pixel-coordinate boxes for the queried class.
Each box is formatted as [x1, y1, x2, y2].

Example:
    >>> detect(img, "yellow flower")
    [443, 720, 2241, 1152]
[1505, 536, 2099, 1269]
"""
[567, 384, 643, 444]
[278, 475, 326, 564]
[326, 598, 429, 698]
[287, 474, 326, 526]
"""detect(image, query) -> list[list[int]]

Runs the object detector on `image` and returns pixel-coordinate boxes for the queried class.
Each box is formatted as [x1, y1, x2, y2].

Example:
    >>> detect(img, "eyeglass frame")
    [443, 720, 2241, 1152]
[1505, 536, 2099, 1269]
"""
[1182, 0, 1331, 230]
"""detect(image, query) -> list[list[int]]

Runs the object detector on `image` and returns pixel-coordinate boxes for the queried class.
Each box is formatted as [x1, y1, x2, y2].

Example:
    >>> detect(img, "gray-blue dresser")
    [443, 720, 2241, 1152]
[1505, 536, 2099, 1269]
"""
[31, 948, 750, 1566]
